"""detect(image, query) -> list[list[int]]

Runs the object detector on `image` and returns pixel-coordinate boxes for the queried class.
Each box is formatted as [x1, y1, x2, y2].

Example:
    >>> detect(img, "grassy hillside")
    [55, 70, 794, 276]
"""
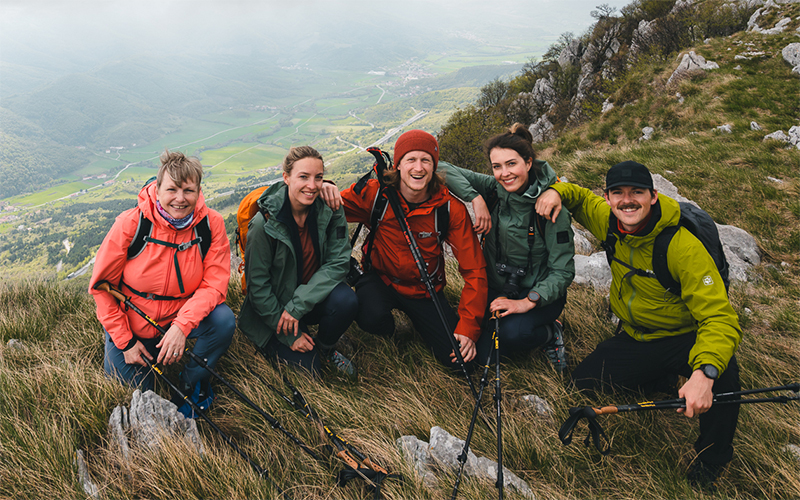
[2, 10, 799, 500]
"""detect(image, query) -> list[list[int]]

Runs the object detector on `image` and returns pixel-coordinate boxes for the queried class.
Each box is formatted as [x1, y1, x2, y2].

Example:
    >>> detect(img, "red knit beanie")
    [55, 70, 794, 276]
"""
[393, 130, 440, 170]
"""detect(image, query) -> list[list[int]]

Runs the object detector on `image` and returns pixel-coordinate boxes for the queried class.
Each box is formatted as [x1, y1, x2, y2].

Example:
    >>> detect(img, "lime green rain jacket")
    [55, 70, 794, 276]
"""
[439, 160, 575, 306]
[238, 183, 350, 349]
[551, 182, 741, 374]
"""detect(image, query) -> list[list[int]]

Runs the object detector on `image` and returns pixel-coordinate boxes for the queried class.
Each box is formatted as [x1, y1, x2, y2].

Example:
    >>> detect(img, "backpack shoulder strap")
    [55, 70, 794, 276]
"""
[435, 201, 450, 243]
[127, 211, 152, 260]
[361, 189, 389, 271]
[653, 225, 681, 295]
[194, 215, 212, 261]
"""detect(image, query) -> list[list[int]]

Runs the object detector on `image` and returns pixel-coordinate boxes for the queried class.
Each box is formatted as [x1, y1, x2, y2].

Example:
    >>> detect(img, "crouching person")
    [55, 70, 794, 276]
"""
[322, 130, 488, 370]
[238, 146, 358, 376]
[89, 150, 235, 418]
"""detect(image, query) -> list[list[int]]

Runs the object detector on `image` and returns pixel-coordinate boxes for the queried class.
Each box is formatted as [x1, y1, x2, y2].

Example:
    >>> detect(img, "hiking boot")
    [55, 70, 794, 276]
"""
[174, 378, 215, 419]
[324, 350, 356, 377]
[687, 459, 723, 493]
[542, 320, 568, 373]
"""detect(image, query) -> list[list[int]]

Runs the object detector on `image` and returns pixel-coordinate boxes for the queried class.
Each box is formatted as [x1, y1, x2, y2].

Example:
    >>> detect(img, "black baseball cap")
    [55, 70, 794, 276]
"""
[605, 161, 653, 190]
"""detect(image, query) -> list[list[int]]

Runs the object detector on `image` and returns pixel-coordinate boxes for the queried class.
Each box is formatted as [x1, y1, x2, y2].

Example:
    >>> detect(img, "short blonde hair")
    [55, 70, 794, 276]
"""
[157, 149, 203, 187]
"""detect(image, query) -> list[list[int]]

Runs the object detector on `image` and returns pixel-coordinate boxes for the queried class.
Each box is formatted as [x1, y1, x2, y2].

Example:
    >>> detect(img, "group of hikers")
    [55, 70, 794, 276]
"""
[88, 126, 742, 491]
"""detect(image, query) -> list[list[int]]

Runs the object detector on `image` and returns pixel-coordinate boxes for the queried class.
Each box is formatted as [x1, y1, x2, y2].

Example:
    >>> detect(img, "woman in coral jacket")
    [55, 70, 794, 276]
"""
[89, 150, 234, 416]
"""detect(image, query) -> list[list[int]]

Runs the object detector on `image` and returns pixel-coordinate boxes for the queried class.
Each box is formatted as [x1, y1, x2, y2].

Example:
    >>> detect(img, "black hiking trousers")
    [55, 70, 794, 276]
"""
[354, 271, 476, 370]
[571, 329, 740, 466]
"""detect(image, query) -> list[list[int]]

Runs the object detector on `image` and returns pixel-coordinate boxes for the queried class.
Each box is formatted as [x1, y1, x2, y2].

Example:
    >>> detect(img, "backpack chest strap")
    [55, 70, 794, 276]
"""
[143, 235, 203, 294]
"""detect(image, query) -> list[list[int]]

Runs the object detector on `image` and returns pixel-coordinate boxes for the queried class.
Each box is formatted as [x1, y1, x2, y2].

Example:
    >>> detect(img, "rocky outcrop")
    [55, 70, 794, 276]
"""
[764, 127, 800, 148]
[109, 389, 204, 461]
[782, 43, 800, 75]
[667, 51, 720, 85]
[529, 115, 555, 144]
[748, 0, 796, 33]
[573, 252, 613, 290]
[75, 450, 100, 499]
[629, 20, 656, 62]
[397, 426, 536, 498]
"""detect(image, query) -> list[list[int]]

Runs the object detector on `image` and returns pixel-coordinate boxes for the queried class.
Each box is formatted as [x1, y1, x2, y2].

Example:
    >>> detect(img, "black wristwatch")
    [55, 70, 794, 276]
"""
[527, 290, 541, 305]
[699, 364, 719, 380]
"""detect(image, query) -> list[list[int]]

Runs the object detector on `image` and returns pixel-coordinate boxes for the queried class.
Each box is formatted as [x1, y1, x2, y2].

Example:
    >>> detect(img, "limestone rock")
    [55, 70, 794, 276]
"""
[781, 43, 800, 67]
[629, 20, 656, 61]
[396, 435, 438, 488]
[751, 121, 763, 131]
[572, 227, 596, 256]
[428, 426, 535, 499]
[529, 115, 555, 144]
[75, 450, 100, 499]
[764, 130, 791, 143]
[783, 444, 800, 464]
[601, 99, 614, 113]
[108, 405, 131, 460]
[716, 124, 733, 134]
[640, 126, 655, 141]
[573, 252, 612, 290]
[759, 17, 792, 34]
[788, 125, 800, 147]
[653, 174, 695, 205]
[668, 51, 719, 85]
[558, 39, 582, 69]
[520, 395, 555, 420]
[6, 339, 25, 350]
[109, 389, 204, 458]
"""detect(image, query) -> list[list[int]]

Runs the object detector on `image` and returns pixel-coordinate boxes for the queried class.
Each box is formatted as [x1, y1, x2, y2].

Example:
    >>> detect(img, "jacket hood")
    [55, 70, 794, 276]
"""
[138, 181, 209, 230]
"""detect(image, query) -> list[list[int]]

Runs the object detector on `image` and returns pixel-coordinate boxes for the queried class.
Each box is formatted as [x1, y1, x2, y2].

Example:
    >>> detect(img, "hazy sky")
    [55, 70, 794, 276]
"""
[1, 0, 629, 65]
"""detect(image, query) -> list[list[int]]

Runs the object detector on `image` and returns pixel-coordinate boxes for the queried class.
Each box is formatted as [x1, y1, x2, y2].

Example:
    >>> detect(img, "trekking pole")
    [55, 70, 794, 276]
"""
[249, 363, 403, 497]
[140, 355, 291, 499]
[366, 147, 480, 402]
[493, 317, 503, 500]
[559, 383, 800, 454]
[94, 280, 321, 461]
[451, 312, 500, 500]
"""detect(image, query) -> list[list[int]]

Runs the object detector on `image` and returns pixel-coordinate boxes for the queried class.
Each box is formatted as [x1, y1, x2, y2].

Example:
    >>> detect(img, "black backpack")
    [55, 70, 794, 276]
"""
[602, 202, 730, 296]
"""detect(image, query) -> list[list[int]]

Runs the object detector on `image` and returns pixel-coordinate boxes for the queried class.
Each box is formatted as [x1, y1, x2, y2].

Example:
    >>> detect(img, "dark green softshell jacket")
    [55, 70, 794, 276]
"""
[552, 182, 741, 374]
[439, 160, 575, 306]
[238, 183, 350, 349]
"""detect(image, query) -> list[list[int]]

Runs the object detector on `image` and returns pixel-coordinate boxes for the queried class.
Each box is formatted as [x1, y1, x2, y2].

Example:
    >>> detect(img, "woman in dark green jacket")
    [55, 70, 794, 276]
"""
[238, 146, 357, 376]
[440, 124, 575, 371]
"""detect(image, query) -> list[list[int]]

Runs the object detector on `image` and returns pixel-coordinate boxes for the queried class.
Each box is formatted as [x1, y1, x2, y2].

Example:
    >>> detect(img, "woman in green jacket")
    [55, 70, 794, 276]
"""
[440, 124, 575, 371]
[238, 146, 357, 376]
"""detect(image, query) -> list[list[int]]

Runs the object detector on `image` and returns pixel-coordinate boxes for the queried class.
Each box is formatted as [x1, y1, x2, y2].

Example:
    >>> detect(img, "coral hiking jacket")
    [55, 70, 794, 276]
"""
[341, 179, 488, 342]
[89, 182, 231, 350]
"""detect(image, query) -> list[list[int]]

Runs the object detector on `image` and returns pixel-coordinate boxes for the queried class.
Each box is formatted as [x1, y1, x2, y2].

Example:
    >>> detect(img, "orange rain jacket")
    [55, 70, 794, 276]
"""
[89, 182, 231, 350]
[341, 179, 488, 342]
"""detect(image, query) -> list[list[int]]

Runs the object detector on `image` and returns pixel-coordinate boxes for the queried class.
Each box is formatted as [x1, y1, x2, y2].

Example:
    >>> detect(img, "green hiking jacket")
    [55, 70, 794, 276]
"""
[439, 160, 575, 305]
[238, 183, 350, 349]
[551, 182, 741, 374]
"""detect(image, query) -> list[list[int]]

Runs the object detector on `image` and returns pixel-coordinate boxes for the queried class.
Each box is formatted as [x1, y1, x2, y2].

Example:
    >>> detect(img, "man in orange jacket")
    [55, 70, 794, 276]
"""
[326, 130, 488, 368]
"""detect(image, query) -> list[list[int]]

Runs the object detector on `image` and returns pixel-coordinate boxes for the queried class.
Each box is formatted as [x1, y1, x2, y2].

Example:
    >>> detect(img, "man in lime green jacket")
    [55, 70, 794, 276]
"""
[536, 161, 741, 490]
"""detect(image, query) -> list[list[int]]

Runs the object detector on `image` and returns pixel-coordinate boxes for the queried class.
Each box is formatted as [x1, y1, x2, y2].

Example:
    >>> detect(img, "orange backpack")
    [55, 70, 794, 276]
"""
[234, 185, 269, 293]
